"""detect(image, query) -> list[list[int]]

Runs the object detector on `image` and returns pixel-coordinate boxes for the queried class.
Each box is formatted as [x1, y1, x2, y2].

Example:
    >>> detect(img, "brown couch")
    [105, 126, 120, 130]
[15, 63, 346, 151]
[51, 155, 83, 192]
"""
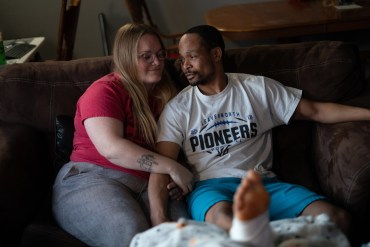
[0, 40, 369, 246]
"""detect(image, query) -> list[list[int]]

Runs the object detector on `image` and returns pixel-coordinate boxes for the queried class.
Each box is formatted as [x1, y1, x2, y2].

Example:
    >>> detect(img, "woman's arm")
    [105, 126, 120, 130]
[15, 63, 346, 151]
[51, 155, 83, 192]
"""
[84, 117, 193, 192]
[294, 98, 370, 123]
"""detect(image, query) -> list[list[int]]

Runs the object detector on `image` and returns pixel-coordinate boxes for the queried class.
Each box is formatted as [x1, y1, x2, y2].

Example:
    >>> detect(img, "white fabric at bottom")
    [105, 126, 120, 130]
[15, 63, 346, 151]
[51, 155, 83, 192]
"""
[130, 214, 350, 247]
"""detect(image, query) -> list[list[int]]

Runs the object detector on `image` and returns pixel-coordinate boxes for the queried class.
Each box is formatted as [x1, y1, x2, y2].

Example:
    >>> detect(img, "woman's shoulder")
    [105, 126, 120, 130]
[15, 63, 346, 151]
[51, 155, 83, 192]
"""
[80, 73, 128, 102]
[88, 72, 126, 91]
[91, 72, 121, 87]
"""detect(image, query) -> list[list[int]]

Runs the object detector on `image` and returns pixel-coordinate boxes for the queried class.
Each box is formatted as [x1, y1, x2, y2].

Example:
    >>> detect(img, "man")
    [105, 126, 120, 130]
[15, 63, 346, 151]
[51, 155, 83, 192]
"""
[149, 25, 370, 244]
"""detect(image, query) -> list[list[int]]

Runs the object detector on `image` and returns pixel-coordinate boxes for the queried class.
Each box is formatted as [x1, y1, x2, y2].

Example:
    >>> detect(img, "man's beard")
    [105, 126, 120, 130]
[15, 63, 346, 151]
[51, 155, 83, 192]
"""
[189, 78, 204, 87]
[188, 73, 207, 87]
[186, 67, 215, 87]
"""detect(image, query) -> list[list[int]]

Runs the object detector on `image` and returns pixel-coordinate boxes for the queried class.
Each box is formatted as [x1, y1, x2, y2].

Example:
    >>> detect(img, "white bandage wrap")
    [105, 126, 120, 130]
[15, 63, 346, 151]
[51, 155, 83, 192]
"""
[229, 211, 273, 247]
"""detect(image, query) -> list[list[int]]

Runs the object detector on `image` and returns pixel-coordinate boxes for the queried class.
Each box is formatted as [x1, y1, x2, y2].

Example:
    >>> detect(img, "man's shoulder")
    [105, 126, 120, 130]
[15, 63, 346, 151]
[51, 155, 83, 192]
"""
[227, 72, 260, 81]
[226, 73, 266, 89]
[169, 85, 194, 104]
[161, 86, 193, 119]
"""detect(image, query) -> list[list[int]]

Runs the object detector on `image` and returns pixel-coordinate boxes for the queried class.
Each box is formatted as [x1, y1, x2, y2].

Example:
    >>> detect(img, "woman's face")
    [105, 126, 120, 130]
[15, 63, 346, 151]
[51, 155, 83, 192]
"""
[136, 34, 166, 87]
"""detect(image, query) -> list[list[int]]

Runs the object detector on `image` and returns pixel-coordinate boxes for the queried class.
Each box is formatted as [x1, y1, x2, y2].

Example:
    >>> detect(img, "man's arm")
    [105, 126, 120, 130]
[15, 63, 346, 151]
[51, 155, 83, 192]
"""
[293, 98, 370, 123]
[149, 141, 182, 226]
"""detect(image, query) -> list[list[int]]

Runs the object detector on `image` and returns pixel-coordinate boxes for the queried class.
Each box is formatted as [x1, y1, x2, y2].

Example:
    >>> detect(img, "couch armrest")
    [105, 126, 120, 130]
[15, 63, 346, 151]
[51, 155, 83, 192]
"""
[0, 122, 51, 245]
[312, 121, 370, 222]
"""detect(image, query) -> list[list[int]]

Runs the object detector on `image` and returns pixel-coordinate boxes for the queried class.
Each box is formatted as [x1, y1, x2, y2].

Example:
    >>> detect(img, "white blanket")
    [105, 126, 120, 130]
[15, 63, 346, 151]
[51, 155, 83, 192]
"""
[130, 214, 350, 247]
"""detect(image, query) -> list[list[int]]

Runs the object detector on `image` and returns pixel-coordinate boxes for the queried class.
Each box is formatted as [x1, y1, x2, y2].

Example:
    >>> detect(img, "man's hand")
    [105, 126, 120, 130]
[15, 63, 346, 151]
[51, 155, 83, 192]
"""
[168, 163, 194, 195]
[167, 180, 184, 200]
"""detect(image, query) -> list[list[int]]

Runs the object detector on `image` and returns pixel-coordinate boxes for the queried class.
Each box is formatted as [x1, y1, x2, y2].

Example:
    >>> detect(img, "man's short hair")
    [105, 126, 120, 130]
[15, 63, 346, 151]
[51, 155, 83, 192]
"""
[184, 25, 225, 55]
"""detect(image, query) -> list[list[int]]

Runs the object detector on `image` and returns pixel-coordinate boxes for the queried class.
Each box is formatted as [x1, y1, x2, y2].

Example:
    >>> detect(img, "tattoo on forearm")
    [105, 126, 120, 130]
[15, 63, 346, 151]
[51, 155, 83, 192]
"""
[137, 154, 158, 172]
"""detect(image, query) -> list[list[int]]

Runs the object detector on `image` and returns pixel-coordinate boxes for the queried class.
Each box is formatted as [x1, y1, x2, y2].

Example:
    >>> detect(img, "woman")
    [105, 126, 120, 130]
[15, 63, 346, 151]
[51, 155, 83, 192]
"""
[52, 23, 193, 247]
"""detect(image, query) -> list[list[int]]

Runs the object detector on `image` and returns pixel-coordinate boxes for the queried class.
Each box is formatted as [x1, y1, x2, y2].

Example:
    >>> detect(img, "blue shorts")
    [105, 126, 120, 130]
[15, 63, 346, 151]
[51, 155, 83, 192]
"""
[186, 176, 326, 221]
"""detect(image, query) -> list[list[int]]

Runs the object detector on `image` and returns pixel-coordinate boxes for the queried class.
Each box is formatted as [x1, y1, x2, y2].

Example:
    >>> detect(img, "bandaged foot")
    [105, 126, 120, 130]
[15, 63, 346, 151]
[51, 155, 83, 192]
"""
[233, 170, 269, 221]
[230, 170, 273, 246]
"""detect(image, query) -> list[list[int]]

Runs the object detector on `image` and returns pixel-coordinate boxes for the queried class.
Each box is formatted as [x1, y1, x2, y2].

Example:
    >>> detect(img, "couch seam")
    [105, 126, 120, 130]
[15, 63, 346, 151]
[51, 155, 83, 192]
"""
[2, 78, 94, 86]
[345, 162, 370, 204]
[49, 80, 55, 132]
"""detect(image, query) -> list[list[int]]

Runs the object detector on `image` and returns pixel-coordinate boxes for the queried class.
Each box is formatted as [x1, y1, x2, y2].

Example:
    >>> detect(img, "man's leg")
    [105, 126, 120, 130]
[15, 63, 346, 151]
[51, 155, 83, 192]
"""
[205, 171, 273, 246]
[204, 201, 233, 230]
[265, 177, 353, 245]
[204, 170, 269, 229]
[301, 200, 353, 243]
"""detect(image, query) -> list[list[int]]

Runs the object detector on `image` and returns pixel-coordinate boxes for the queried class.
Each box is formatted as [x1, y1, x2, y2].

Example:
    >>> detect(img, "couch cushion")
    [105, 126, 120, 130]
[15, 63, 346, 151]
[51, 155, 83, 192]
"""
[272, 121, 322, 193]
[0, 122, 51, 246]
[313, 121, 370, 245]
[223, 41, 365, 102]
[0, 57, 112, 173]
[0, 57, 113, 132]
[21, 222, 88, 247]
[313, 122, 370, 219]
[20, 194, 88, 247]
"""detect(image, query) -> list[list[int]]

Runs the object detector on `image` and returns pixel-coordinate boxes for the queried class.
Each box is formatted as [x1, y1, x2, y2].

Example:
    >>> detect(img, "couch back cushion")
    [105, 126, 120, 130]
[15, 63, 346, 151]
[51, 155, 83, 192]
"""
[0, 57, 113, 173]
[0, 57, 113, 131]
[224, 40, 365, 102]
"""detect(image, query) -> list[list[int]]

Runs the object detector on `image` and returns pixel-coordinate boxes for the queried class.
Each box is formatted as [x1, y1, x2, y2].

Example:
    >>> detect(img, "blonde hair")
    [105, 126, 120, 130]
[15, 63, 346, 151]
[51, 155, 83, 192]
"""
[112, 23, 177, 148]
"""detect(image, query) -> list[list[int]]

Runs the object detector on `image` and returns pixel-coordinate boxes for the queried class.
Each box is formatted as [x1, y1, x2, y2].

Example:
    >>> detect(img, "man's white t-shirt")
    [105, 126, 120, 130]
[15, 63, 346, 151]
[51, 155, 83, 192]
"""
[157, 73, 302, 181]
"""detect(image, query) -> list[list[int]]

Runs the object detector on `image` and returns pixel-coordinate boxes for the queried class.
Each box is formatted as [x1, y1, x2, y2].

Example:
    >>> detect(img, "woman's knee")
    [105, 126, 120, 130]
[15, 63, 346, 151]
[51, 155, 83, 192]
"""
[95, 212, 150, 247]
[56, 205, 150, 247]
[52, 170, 150, 246]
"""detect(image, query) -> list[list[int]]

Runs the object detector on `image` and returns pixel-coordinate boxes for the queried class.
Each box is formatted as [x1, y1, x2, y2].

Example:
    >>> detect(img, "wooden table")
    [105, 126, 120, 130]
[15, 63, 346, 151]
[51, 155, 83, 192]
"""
[205, 0, 370, 41]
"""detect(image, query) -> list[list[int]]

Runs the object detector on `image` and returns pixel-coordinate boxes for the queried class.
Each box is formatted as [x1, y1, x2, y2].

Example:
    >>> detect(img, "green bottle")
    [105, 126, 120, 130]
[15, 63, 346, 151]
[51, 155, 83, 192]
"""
[0, 32, 7, 65]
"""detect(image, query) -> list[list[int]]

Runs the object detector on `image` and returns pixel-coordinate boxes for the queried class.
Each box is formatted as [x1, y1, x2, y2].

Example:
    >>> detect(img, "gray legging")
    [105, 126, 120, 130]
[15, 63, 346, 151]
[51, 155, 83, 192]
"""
[52, 162, 189, 247]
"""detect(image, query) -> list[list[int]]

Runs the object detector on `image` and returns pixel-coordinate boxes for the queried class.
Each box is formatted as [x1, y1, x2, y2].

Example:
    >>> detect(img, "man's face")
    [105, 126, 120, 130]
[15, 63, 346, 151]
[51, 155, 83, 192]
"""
[178, 34, 216, 87]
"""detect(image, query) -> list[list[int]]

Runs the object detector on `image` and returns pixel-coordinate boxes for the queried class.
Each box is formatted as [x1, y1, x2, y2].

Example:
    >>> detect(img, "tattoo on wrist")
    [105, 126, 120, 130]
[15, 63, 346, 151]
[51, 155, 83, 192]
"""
[137, 154, 158, 172]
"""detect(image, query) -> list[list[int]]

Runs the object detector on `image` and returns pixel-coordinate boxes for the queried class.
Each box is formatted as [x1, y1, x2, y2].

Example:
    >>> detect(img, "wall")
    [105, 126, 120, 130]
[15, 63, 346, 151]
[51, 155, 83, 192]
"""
[0, 0, 257, 60]
[0, 0, 369, 60]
